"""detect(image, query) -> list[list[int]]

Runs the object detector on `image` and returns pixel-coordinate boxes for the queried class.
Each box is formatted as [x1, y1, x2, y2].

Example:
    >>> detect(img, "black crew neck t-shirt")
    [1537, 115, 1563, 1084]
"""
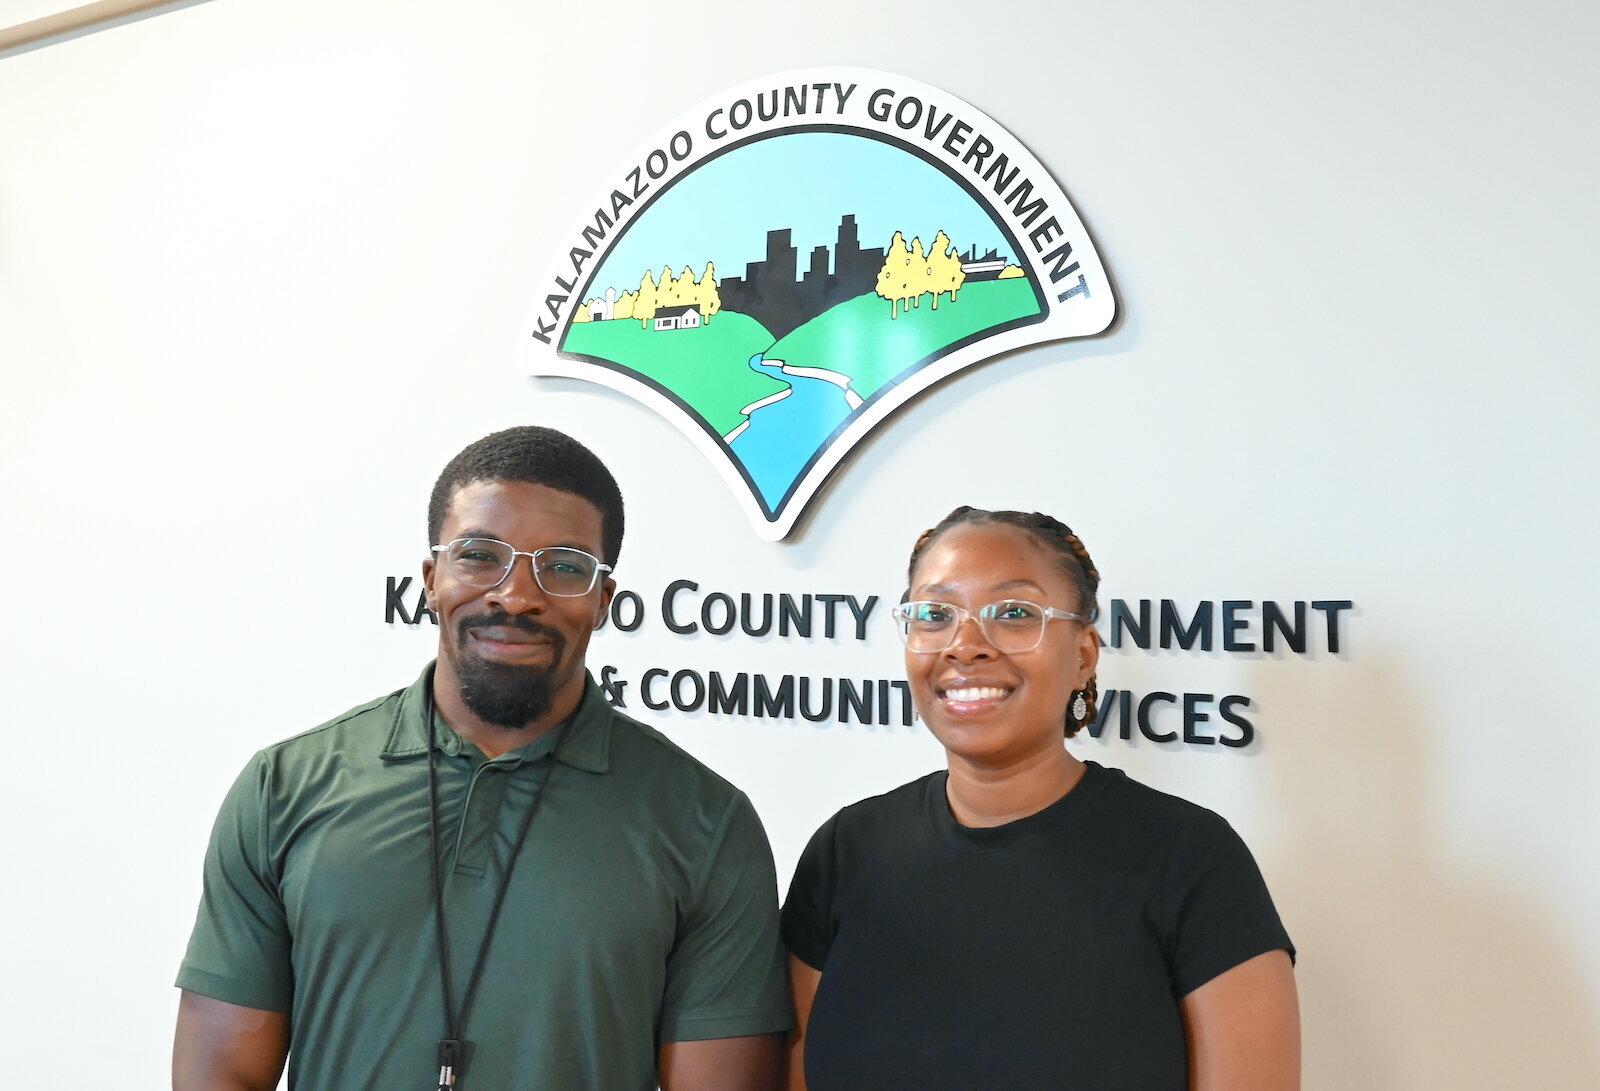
[781, 761, 1294, 1089]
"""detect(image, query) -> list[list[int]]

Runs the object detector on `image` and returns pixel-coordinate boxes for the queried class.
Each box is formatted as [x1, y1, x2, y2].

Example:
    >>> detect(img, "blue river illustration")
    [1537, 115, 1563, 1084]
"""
[728, 353, 854, 510]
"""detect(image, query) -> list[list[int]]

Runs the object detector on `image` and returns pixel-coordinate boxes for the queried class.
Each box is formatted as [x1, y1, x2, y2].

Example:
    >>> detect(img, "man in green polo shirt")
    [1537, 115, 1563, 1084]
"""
[174, 426, 790, 1090]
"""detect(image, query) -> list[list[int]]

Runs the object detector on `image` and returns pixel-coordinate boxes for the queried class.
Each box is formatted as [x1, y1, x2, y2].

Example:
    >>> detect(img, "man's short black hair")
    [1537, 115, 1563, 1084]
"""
[427, 426, 625, 567]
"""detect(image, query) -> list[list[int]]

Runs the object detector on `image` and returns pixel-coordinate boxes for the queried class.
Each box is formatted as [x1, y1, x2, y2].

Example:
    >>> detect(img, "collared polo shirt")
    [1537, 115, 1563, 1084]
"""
[178, 665, 790, 1090]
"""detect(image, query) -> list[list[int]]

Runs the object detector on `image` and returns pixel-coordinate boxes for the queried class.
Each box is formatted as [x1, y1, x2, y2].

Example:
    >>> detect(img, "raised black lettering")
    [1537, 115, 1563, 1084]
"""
[888, 680, 916, 726]
[839, 679, 873, 724]
[1110, 599, 1151, 649]
[662, 579, 698, 635]
[1222, 600, 1255, 651]
[709, 672, 749, 715]
[739, 593, 773, 637]
[1182, 693, 1216, 745]
[817, 593, 847, 638]
[1083, 687, 1115, 738]
[670, 669, 704, 712]
[799, 677, 832, 723]
[1262, 600, 1306, 653]
[754, 674, 795, 718]
[1160, 600, 1214, 651]
[700, 592, 736, 635]
[1138, 691, 1178, 743]
[641, 668, 668, 711]
[1219, 695, 1255, 747]
[386, 576, 416, 624]
[779, 594, 812, 637]
[845, 595, 879, 641]
[607, 590, 644, 633]
[1312, 600, 1353, 653]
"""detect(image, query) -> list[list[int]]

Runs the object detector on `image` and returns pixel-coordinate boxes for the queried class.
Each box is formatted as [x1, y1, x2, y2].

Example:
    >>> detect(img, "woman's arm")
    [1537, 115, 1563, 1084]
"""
[1180, 949, 1299, 1091]
[785, 955, 822, 1090]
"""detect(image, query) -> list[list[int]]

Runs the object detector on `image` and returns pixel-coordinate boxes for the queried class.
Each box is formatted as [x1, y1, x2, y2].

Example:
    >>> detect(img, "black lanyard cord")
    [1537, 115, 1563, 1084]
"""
[425, 689, 561, 1088]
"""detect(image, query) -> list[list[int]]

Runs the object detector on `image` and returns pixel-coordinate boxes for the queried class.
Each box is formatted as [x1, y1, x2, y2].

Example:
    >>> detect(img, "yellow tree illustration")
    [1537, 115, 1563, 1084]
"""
[614, 289, 638, 320]
[697, 261, 722, 323]
[653, 266, 670, 309]
[876, 231, 917, 318]
[926, 230, 966, 309]
[636, 270, 659, 328]
[574, 301, 592, 323]
[908, 236, 928, 308]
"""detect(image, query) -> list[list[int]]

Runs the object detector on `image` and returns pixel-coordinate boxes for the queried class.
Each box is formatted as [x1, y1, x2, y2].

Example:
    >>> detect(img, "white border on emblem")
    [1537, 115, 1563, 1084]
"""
[515, 67, 1115, 541]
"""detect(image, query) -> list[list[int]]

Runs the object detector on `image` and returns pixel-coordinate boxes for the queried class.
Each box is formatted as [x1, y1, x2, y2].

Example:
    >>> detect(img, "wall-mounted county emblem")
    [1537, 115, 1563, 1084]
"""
[516, 67, 1115, 539]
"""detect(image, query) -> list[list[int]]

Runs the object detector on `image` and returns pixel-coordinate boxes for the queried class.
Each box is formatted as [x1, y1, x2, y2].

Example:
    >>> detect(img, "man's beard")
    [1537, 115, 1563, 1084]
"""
[453, 613, 570, 729]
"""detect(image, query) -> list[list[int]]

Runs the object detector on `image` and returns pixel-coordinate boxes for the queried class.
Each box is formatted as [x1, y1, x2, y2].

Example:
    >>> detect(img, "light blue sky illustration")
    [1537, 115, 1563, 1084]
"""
[588, 132, 1011, 295]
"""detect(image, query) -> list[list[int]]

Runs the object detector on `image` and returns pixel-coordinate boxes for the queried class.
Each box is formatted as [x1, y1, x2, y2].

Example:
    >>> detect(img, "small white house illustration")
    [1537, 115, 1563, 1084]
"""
[653, 304, 702, 331]
[590, 287, 617, 322]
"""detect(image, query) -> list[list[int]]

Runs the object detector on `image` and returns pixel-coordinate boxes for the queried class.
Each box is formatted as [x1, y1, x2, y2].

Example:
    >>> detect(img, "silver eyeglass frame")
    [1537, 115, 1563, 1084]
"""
[430, 538, 612, 597]
[891, 599, 1090, 654]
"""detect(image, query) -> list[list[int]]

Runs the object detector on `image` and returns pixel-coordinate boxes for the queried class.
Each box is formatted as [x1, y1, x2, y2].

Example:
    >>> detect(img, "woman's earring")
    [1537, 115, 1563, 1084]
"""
[1071, 691, 1088, 722]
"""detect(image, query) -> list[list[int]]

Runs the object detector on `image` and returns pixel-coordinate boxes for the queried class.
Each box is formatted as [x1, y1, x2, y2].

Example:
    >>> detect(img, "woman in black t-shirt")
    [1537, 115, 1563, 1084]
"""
[781, 507, 1299, 1090]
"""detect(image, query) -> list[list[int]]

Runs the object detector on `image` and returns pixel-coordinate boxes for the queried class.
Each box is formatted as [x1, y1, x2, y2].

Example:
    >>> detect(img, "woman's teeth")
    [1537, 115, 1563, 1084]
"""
[944, 687, 1010, 702]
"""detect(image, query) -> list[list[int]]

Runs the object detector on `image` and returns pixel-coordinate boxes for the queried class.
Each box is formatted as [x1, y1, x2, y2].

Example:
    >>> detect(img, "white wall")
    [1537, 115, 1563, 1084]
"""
[1, 0, 1595, 1086]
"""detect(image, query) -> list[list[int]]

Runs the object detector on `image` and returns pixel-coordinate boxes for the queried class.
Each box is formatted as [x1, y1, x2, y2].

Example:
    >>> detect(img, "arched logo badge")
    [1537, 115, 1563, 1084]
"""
[516, 68, 1115, 540]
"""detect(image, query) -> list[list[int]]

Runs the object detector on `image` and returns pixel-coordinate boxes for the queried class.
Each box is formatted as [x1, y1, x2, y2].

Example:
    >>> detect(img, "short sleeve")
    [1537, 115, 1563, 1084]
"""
[779, 812, 840, 972]
[658, 792, 792, 1042]
[174, 754, 294, 1013]
[1160, 810, 1295, 998]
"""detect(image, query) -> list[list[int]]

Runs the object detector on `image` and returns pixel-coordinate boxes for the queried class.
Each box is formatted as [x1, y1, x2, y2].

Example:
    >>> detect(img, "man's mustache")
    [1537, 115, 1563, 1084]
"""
[458, 612, 567, 647]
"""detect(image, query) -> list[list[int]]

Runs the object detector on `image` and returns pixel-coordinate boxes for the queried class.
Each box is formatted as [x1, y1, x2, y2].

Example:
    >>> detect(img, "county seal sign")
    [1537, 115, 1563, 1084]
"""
[517, 68, 1115, 540]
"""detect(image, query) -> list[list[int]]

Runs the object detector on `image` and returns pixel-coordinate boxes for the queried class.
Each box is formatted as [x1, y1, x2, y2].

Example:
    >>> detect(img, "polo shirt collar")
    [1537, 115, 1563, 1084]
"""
[380, 661, 613, 773]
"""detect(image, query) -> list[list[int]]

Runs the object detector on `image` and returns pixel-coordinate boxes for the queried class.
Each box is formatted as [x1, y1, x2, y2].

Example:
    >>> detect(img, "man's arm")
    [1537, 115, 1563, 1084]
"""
[784, 955, 822, 1090]
[659, 1034, 783, 1091]
[657, 793, 791, 1086]
[1180, 949, 1300, 1091]
[173, 991, 289, 1091]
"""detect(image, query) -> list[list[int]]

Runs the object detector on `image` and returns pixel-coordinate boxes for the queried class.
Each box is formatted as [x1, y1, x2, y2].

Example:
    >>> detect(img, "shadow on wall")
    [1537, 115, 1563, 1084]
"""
[1250, 650, 1600, 1090]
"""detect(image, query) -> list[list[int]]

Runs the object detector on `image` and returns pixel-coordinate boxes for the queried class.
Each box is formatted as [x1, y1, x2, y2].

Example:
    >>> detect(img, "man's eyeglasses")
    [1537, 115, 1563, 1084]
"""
[430, 538, 611, 597]
[892, 599, 1089, 654]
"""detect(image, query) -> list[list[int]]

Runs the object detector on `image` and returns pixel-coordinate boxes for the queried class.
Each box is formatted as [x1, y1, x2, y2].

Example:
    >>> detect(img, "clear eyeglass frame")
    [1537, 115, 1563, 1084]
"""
[892, 598, 1090, 654]
[430, 537, 612, 597]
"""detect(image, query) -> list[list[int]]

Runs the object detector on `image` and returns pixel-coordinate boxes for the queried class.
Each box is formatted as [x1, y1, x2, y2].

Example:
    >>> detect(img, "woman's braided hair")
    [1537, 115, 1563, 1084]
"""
[907, 506, 1102, 737]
